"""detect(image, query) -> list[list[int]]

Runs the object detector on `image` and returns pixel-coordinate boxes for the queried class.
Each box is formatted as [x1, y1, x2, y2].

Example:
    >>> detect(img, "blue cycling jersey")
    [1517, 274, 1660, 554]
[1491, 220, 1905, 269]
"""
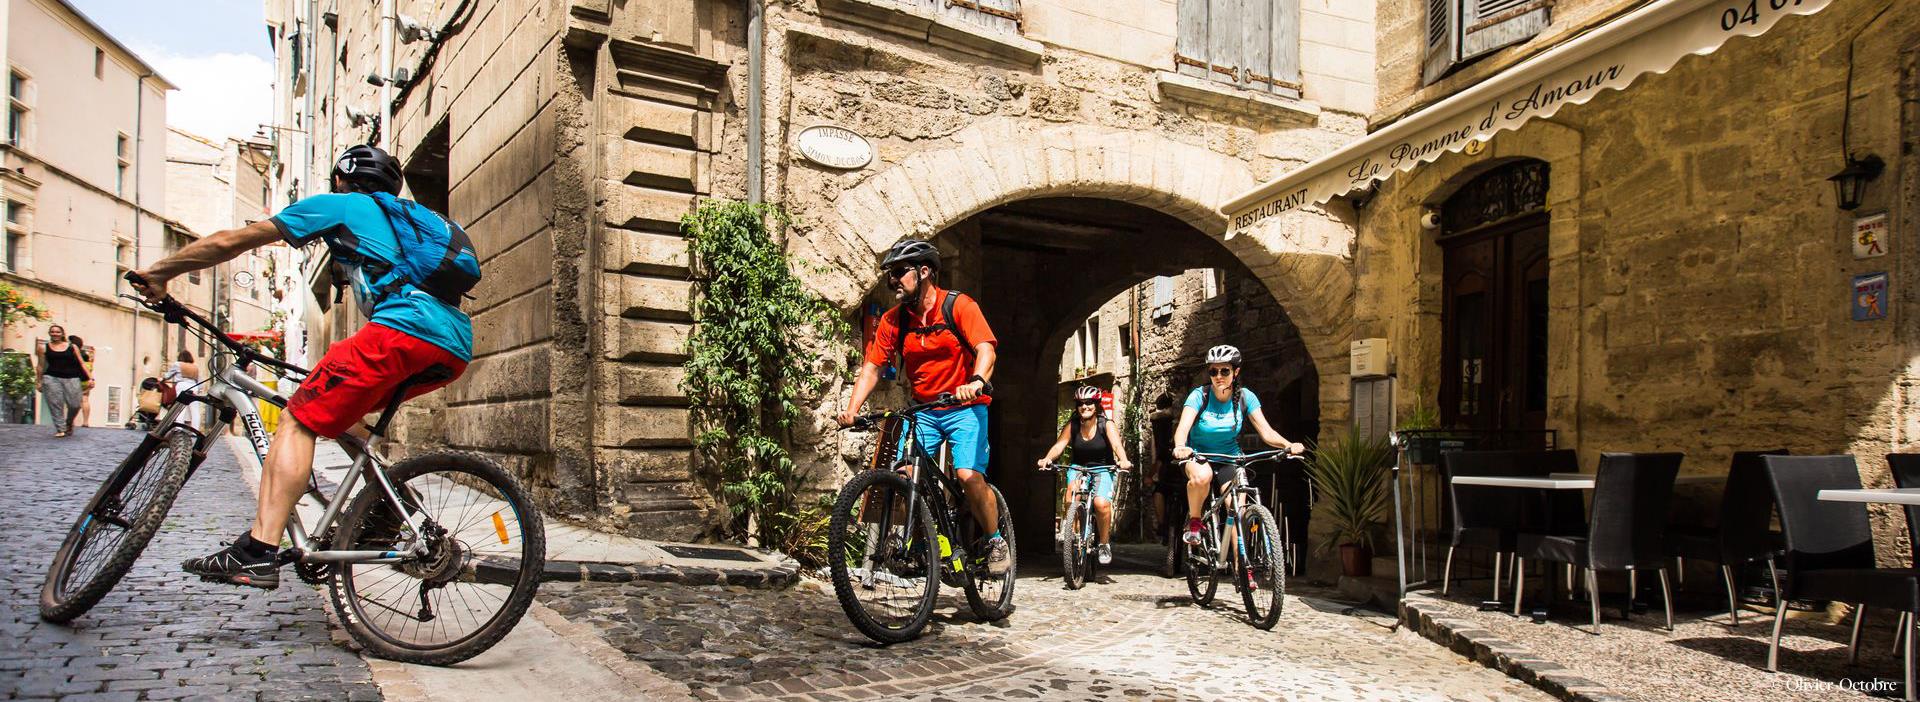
[1184, 386, 1261, 456]
[271, 194, 473, 361]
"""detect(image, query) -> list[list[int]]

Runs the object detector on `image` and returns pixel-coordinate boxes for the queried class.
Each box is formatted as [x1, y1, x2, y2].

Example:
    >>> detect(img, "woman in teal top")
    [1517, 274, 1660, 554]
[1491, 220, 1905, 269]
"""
[1171, 345, 1304, 546]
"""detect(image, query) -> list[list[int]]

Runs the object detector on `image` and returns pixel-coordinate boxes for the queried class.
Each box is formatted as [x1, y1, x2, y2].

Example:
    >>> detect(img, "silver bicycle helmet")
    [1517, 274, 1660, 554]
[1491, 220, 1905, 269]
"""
[1074, 385, 1102, 402]
[1204, 344, 1242, 366]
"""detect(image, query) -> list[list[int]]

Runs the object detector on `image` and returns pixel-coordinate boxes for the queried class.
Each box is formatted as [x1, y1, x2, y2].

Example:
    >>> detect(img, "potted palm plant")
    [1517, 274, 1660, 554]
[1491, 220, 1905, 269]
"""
[1305, 426, 1395, 577]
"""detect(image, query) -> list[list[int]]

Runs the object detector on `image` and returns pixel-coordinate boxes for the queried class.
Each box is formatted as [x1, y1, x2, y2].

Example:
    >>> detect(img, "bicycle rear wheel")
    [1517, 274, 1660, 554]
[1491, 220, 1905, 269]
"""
[961, 485, 1016, 621]
[1061, 498, 1086, 590]
[328, 452, 544, 665]
[1239, 504, 1286, 630]
[828, 470, 939, 644]
[40, 429, 197, 623]
[1186, 511, 1219, 607]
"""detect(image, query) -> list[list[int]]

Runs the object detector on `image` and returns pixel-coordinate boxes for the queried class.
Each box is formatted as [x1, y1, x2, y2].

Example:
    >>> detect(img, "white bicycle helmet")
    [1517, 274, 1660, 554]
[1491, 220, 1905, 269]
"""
[1074, 385, 1102, 402]
[1204, 344, 1242, 366]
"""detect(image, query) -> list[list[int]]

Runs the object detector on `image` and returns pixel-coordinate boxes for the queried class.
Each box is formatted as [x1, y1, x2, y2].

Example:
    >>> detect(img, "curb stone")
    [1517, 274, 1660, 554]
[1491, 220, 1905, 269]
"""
[472, 554, 803, 589]
[1400, 594, 1632, 702]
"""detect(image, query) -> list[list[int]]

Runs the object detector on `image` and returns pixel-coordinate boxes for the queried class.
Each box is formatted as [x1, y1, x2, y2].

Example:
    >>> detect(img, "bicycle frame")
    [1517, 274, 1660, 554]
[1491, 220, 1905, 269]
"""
[147, 337, 429, 567]
[1054, 464, 1116, 543]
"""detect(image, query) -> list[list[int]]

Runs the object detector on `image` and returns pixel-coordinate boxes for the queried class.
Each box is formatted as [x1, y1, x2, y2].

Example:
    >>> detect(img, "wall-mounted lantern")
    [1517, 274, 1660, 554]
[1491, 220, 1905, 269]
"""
[1828, 153, 1884, 211]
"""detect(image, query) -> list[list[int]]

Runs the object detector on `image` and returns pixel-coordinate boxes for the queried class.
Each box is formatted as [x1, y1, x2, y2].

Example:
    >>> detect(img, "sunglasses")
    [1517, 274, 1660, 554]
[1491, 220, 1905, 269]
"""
[1207, 368, 1235, 378]
[1076, 399, 1099, 406]
[886, 266, 917, 280]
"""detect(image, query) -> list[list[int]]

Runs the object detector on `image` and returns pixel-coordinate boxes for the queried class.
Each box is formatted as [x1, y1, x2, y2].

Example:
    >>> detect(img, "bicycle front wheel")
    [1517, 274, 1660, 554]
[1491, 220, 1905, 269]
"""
[1060, 498, 1086, 591]
[828, 469, 940, 644]
[40, 429, 197, 623]
[1239, 504, 1286, 630]
[328, 452, 544, 665]
[1186, 514, 1219, 607]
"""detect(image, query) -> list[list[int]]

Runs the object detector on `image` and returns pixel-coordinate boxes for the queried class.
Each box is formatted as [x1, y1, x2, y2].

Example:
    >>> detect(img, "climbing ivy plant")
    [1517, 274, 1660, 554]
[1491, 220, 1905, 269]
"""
[681, 200, 849, 546]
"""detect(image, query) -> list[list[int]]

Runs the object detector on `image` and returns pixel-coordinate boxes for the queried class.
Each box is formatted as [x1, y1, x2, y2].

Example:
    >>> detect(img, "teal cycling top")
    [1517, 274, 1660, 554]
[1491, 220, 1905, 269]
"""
[1184, 386, 1261, 456]
[270, 194, 473, 361]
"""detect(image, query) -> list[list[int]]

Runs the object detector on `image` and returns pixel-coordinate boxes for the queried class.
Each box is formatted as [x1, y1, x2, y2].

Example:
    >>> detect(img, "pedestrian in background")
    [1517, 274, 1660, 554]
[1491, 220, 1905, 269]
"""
[68, 335, 94, 429]
[35, 324, 89, 437]
[166, 350, 201, 429]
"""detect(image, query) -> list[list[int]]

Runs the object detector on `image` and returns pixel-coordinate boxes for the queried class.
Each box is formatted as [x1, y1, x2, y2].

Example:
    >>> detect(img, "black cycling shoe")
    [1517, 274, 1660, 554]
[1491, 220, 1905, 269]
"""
[182, 540, 281, 590]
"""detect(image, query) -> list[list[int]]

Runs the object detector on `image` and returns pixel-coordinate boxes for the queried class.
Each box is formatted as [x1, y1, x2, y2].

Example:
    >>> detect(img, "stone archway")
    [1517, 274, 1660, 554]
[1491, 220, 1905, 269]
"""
[792, 119, 1355, 394]
[790, 119, 1356, 554]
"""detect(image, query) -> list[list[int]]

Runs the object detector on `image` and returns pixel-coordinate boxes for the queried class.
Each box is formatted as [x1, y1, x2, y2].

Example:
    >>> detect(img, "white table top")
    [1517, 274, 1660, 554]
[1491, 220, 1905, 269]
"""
[1818, 488, 1920, 506]
[1451, 473, 1726, 489]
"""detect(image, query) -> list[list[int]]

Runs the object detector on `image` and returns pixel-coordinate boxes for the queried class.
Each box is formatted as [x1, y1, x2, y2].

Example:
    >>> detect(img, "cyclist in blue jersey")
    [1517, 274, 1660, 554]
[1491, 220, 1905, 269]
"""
[1171, 345, 1304, 546]
[130, 145, 474, 589]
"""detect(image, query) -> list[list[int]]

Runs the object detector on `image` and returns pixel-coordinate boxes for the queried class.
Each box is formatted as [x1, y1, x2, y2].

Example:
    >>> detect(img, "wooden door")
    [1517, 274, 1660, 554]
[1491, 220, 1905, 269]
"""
[1440, 215, 1548, 432]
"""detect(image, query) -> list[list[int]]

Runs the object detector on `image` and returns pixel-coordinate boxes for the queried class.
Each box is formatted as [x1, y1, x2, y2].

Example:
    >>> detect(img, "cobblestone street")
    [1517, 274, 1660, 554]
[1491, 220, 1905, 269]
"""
[0, 425, 380, 701]
[541, 550, 1550, 701]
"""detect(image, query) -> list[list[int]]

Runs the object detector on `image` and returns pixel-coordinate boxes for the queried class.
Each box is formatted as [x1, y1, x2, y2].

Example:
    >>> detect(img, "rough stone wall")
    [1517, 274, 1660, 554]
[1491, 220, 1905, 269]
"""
[1356, 2, 1920, 560]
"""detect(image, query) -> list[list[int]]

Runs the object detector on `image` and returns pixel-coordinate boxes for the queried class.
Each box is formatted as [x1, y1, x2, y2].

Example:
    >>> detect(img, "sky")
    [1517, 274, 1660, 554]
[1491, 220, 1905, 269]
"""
[68, 0, 275, 142]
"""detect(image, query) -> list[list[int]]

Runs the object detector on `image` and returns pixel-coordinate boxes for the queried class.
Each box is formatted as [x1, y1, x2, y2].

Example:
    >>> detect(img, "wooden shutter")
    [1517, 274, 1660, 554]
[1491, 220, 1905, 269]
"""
[1423, 0, 1460, 84]
[1461, 0, 1550, 60]
[1175, 0, 1299, 97]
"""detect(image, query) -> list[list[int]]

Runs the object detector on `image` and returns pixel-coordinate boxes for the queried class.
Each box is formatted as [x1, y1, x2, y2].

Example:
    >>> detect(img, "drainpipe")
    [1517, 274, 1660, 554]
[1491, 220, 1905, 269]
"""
[745, 0, 763, 204]
[378, 0, 395, 151]
[129, 71, 153, 393]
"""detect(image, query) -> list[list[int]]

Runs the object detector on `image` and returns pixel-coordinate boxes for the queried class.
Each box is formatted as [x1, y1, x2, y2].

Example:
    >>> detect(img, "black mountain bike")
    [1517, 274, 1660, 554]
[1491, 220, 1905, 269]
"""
[1041, 462, 1121, 590]
[39, 279, 544, 665]
[828, 394, 1017, 644]
[1183, 450, 1298, 631]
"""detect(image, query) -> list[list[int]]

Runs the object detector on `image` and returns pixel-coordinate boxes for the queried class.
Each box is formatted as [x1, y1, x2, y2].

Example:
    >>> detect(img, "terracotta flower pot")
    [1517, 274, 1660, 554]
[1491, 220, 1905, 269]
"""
[1339, 543, 1372, 577]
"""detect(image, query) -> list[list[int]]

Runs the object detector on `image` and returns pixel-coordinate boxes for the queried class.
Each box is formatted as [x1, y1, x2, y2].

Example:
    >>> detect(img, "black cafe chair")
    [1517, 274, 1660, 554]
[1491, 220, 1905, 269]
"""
[1880, 454, 1920, 655]
[1665, 450, 1788, 625]
[1440, 451, 1526, 600]
[1761, 455, 1918, 700]
[1514, 452, 1683, 631]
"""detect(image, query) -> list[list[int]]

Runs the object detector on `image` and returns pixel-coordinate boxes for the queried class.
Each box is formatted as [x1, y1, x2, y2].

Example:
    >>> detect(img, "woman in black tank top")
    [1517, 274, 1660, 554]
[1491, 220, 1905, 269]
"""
[1038, 387, 1134, 564]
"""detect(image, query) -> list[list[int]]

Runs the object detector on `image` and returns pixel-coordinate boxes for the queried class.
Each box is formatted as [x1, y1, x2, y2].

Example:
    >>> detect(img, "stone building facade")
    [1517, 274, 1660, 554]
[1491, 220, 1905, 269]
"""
[164, 129, 289, 340]
[1245, 0, 1920, 561]
[269, 0, 1376, 552]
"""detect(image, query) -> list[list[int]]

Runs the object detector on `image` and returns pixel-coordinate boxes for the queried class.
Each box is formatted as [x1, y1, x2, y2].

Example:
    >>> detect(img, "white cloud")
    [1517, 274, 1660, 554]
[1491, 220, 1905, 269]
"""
[142, 48, 274, 142]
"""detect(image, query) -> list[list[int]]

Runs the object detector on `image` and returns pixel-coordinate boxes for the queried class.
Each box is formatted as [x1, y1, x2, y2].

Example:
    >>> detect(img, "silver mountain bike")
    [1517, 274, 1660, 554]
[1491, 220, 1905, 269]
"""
[39, 278, 544, 665]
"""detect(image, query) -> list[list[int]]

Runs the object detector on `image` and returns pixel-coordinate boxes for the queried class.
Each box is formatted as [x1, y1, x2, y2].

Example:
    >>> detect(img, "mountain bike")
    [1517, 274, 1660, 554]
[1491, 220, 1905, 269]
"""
[1183, 450, 1299, 630]
[39, 278, 545, 665]
[828, 393, 1016, 644]
[1041, 462, 1122, 590]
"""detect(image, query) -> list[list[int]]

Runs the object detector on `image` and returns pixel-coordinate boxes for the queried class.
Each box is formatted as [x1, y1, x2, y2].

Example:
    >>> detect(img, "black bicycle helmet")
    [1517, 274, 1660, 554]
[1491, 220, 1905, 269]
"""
[879, 239, 940, 270]
[331, 145, 403, 195]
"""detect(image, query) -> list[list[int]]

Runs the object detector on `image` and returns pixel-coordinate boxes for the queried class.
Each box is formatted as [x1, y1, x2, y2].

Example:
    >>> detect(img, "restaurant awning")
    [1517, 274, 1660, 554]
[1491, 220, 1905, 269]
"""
[1221, 0, 1834, 236]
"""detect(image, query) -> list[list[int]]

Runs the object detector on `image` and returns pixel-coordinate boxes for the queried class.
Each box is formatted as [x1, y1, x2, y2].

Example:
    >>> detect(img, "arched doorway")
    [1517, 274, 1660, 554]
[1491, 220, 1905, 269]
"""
[856, 197, 1321, 553]
[1438, 159, 1551, 433]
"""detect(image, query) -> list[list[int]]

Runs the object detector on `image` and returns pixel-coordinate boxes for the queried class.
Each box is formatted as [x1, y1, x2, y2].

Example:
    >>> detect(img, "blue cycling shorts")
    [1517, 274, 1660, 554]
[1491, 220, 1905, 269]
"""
[1066, 466, 1116, 503]
[896, 404, 990, 474]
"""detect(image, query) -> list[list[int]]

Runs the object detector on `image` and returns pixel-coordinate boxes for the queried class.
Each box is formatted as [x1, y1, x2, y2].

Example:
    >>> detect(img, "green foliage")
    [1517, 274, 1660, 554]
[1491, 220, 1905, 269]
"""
[1303, 426, 1396, 554]
[681, 200, 850, 547]
[0, 351, 35, 399]
[1398, 388, 1439, 431]
[0, 281, 53, 328]
[768, 495, 834, 571]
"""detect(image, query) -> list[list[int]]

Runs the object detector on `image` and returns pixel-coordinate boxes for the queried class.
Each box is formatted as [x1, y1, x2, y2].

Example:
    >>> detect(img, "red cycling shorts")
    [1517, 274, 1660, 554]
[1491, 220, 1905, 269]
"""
[285, 323, 466, 439]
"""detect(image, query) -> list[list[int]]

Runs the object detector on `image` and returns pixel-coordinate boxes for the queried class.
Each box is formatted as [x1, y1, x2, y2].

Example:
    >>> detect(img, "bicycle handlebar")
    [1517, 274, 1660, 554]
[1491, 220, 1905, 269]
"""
[121, 272, 309, 378]
[1039, 463, 1125, 473]
[1188, 450, 1305, 467]
[841, 390, 990, 432]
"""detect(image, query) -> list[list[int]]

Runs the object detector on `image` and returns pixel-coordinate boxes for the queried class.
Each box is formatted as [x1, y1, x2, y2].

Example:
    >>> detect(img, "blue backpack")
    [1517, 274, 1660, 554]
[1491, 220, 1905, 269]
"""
[363, 192, 482, 308]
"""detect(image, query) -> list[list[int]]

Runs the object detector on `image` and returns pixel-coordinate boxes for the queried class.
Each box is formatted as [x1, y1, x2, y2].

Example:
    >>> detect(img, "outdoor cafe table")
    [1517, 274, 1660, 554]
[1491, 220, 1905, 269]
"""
[1446, 472, 1724, 615]
[1817, 487, 1920, 506]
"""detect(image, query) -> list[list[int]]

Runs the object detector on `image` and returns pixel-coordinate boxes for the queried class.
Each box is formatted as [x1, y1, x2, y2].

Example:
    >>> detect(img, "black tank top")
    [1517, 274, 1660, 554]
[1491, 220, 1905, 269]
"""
[1070, 416, 1114, 466]
[43, 344, 86, 379]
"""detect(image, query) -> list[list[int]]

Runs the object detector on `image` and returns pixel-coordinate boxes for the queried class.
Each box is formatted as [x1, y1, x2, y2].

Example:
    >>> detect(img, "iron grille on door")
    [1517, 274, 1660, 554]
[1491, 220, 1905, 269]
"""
[1175, 0, 1302, 98]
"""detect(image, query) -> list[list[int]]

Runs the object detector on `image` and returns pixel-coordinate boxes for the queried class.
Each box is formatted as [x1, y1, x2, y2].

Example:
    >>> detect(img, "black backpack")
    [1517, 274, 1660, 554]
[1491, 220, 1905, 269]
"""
[891, 291, 974, 396]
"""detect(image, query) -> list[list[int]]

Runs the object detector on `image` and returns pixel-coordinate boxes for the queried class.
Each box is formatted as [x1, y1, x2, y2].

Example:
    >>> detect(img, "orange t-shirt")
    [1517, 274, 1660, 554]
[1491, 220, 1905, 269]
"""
[863, 285, 997, 405]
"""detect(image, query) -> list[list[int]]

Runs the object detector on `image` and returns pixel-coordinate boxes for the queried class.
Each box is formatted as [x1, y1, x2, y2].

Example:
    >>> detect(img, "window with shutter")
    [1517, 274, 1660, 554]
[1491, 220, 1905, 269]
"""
[1175, 0, 1301, 99]
[1424, 0, 1550, 84]
[944, 0, 1022, 34]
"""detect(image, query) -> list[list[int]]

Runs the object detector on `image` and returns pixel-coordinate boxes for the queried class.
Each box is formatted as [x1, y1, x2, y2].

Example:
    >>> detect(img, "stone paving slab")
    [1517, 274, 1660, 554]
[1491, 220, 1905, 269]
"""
[1404, 590, 1903, 702]
[0, 425, 381, 701]
[540, 555, 1553, 701]
[303, 440, 800, 588]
